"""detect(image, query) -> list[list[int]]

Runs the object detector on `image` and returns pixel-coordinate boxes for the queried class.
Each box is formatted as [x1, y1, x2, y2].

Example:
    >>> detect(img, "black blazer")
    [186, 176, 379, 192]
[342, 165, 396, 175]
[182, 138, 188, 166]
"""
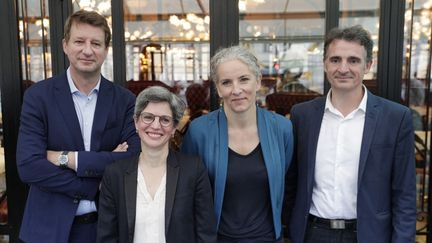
[96, 150, 217, 243]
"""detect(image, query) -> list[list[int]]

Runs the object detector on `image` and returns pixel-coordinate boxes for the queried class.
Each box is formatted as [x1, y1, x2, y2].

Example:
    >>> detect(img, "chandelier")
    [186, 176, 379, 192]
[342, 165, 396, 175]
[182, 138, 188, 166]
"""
[169, 13, 210, 41]
[239, 0, 266, 12]
[72, 0, 111, 14]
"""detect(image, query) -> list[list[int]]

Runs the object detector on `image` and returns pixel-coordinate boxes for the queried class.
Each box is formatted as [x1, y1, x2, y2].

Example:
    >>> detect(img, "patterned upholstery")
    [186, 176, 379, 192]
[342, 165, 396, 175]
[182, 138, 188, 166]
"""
[266, 92, 321, 116]
[126, 80, 174, 96]
[261, 77, 277, 93]
[185, 83, 209, 117]
[22, 79, 35, 92]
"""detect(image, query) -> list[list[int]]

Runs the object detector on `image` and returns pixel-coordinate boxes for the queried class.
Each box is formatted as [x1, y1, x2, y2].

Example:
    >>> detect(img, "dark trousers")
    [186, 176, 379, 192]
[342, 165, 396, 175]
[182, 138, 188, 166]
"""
[304, 221, 357, 243]
[68, 222, 97, 243]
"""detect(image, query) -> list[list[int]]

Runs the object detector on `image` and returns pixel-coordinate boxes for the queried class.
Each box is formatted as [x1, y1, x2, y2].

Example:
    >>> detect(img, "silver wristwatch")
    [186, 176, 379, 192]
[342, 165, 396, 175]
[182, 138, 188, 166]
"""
[58, 151, 69, 169]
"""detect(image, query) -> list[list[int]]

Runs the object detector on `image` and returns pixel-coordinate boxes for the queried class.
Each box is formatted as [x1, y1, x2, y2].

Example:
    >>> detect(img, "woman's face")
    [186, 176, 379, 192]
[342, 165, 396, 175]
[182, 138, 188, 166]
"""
[135, 101, 175, 150]
[215, 59, 261, 114]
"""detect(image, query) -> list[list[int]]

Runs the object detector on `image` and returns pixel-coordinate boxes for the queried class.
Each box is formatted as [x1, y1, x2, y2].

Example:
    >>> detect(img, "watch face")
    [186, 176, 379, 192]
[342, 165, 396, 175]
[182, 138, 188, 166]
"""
[59, 155, 68, 164]
[59, 154, 68, 168]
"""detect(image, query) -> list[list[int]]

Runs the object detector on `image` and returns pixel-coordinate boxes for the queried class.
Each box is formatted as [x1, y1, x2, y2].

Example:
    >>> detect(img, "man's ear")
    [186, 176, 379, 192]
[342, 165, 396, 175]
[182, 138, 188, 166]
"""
[62, 39, 68, 55]
[364, 60, 373, 73]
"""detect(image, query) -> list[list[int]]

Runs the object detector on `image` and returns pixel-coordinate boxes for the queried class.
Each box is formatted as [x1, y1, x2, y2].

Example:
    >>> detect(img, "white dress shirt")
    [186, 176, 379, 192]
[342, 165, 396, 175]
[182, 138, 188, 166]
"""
[66, 68, 100, 215]
[133, 168, 166, 243]
[309, 88, 368, 219]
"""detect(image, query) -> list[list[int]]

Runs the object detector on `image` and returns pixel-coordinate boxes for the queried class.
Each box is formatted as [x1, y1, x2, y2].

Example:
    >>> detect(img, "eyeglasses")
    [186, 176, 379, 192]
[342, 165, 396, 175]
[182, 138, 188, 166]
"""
[138, 112, 173, 127]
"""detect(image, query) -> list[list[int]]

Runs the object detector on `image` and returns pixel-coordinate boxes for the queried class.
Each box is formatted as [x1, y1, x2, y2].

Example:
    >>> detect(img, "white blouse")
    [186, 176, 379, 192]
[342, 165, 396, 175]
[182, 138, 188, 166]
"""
[133, 169, 167, 243]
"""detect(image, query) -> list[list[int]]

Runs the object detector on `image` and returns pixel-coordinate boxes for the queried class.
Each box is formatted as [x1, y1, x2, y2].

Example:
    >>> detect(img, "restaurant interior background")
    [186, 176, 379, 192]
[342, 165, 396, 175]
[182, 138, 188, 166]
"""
[0, 0, 432, 242]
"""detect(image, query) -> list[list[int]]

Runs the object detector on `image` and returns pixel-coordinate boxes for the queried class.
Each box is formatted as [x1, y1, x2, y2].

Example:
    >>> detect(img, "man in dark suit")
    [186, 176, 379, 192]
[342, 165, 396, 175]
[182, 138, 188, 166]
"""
[16, 10, 140, 243]
[286, 25, 416, 243]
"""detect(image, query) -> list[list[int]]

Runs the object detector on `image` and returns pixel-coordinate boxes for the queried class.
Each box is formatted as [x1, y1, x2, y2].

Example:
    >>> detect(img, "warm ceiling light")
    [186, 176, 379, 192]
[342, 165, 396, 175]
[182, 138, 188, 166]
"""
[239, 0, 246, 12]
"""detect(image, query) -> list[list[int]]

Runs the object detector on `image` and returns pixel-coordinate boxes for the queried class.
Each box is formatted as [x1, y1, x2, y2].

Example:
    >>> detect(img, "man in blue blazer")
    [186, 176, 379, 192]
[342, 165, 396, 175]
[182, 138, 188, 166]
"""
[16, 10, 140, 243]
[286, 25, 416, 243]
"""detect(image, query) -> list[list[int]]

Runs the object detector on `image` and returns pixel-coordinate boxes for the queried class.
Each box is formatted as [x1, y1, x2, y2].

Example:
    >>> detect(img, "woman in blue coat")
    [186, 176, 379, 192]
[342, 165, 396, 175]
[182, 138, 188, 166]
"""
[181, 46, 294, 242]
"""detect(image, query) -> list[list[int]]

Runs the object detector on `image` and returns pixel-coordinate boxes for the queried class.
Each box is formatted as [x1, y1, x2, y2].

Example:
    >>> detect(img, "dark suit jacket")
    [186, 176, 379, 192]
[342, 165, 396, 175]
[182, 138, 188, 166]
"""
[16, 72, 140, 243]
[96, 150, 217, 243]
[286, 92, 416, 243]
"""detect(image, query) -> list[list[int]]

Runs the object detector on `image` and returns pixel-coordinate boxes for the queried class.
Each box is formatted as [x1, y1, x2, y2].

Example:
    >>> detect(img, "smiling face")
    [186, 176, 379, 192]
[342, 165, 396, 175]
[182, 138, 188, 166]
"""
[215, 59, 261, 114]
[63, 22, 108, 77]
[324, 39, 372, 95]
[135, 102, 175, 150]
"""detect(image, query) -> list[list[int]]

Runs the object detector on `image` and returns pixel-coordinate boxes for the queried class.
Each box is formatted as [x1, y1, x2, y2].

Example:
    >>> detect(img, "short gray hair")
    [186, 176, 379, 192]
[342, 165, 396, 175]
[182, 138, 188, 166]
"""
[134, 86, 186, 125]
[210, 45, 261, 83]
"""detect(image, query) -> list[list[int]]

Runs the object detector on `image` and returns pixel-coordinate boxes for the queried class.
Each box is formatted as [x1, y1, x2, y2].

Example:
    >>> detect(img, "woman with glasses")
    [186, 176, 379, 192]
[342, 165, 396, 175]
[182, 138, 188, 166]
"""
[96, 86, 217, 243]
[181, 46, 294, 242]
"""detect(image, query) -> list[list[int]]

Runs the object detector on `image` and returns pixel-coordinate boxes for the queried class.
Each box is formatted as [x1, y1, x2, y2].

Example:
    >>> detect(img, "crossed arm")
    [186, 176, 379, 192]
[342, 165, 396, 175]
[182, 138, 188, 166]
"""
[16, 88, 140, 200]
[46, 142, 130, 171]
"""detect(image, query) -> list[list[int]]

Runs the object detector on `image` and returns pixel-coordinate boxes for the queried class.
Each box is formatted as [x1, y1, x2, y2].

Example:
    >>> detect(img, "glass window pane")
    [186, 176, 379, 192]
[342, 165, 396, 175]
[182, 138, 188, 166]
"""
[123, 0, 210, 83]
[239, 0, 325, 115]
[124, 0, 210, 147]
[19, 0, 52, 85]
[402, 2, 431, 239]
[13, 0, 56, 229]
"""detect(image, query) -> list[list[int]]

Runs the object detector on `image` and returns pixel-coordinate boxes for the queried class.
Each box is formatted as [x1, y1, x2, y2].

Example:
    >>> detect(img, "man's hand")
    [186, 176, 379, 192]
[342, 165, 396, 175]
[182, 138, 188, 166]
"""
[113, 142, 129, 152]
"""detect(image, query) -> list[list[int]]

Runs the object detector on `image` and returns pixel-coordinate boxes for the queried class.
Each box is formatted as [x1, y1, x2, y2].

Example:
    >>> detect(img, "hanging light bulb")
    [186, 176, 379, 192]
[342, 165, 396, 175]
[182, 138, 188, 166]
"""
[239, 0, 246, 12]
[97, 1, 111, 13]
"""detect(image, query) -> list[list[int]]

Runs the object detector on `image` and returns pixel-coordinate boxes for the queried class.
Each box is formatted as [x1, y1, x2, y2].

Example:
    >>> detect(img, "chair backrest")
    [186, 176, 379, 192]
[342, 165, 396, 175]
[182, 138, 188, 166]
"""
[185, 83, 209, 116]
[126, 80, 173, 96]
[261, 77, 277, 93]
[266, 92, 321, 116]
[22, 79, 35, 91]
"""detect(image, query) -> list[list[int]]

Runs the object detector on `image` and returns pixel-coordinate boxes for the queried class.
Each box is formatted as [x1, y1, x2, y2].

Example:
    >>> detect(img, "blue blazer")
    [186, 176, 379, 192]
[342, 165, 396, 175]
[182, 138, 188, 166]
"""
[181, 107, 294, 239]
[286, 92, 416, 243]
[16, 72, 140, 243]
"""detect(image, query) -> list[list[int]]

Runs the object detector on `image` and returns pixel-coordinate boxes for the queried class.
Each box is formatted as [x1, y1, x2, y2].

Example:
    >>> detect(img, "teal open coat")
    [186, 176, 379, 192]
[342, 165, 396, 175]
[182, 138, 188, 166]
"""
[181, 107, 294, 239]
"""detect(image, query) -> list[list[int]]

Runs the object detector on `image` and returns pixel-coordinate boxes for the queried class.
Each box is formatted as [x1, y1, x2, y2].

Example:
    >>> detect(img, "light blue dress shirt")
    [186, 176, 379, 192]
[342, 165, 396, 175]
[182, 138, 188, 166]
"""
[67, 68, 100, 215]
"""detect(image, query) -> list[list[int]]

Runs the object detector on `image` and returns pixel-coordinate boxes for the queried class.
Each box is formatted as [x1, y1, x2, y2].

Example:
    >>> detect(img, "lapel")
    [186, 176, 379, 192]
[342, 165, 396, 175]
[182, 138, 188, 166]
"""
[357, 92, 380, 185]
[214, 109, 229, 227]
[165, 150, 179, 235]
[53, 72, 84, 149]
[307, 98, 326, 196]
[91, 77, 114, 150]
[124, 155, 139, 243]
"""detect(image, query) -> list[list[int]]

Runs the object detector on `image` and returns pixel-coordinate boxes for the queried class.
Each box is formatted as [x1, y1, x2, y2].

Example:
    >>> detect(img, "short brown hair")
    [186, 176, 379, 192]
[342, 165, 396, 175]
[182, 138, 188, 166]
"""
[63, 10, 111, 47]
[324, 25, 373, 63]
